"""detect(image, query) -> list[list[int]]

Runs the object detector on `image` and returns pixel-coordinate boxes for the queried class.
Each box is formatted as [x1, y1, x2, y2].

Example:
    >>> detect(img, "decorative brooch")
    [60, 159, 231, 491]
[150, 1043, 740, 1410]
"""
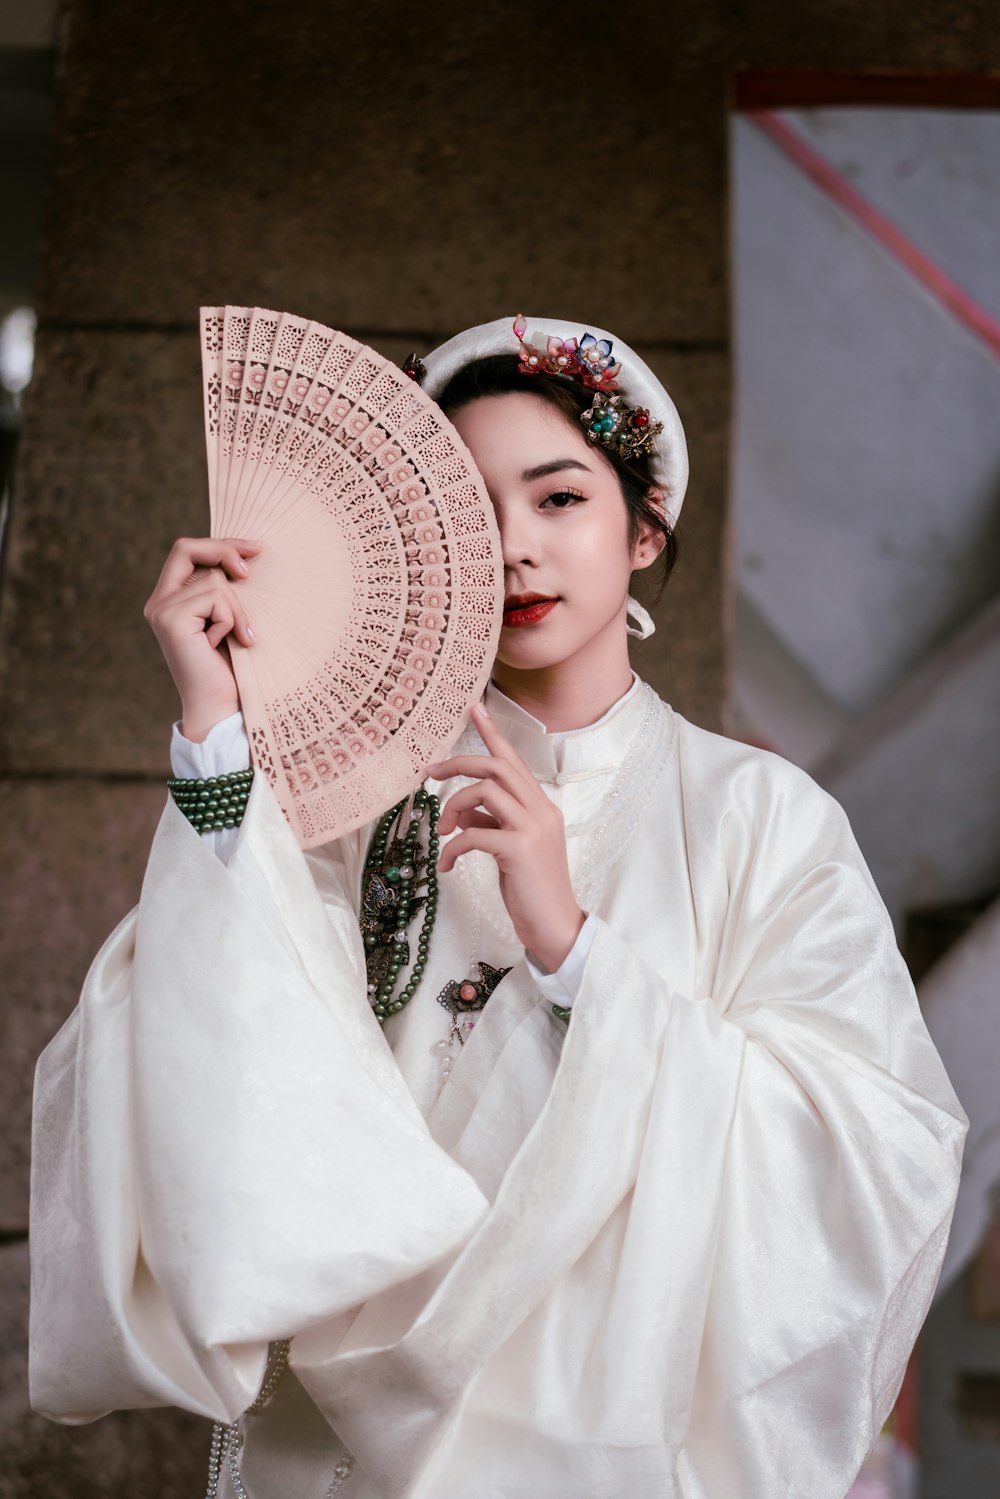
[513, 315, 663, 463]
[436, 961, 512, 1044]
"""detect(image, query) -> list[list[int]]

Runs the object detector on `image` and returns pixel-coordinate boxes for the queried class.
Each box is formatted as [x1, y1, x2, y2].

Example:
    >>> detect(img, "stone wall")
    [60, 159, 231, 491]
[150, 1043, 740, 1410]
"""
[2, 0, 997, 1490]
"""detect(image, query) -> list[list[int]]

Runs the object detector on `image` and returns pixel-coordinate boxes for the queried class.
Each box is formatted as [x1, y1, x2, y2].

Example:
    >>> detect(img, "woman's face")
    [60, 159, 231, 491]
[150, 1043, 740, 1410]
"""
[449, 391, 655, 680]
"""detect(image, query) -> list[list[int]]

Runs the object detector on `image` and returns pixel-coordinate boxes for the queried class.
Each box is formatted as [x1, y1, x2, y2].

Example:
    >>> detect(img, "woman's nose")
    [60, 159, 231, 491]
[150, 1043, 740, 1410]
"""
[495, 505, 539, 568]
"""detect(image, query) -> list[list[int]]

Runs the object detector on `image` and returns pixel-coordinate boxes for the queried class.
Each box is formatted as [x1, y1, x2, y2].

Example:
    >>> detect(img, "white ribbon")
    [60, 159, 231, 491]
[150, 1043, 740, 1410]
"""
[625, 596, 656, 640]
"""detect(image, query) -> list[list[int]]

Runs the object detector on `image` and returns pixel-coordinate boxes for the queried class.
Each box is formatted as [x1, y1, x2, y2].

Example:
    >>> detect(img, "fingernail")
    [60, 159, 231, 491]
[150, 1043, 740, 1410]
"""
[474, 701, 490, 720]
[245, 625, 255, 641]
[238, 559, 249, 572]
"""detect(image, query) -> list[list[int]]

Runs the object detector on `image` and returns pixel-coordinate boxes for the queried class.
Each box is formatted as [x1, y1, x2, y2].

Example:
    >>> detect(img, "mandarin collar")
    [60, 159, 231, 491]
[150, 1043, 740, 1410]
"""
[481, 673, 656, 783]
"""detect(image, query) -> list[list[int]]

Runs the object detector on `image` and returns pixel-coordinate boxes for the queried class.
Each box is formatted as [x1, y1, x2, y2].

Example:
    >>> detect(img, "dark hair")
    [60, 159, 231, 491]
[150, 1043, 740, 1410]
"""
[436, 354, 679, 599]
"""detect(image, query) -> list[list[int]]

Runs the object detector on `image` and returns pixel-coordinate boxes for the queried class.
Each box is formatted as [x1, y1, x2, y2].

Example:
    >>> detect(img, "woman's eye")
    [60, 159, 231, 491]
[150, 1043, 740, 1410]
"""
[541, 490, 585, 510]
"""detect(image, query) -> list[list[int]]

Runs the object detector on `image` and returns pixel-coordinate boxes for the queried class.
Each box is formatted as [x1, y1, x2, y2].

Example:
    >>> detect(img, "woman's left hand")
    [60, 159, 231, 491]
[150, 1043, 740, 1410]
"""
[429, 703, 586, 974]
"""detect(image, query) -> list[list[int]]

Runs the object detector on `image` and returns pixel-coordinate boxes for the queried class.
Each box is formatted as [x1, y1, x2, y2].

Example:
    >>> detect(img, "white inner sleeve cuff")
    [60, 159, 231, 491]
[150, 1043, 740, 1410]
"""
[169, 714, 251, 866]
[525, 913, 598, 1007]
[170, 713, 251, 779]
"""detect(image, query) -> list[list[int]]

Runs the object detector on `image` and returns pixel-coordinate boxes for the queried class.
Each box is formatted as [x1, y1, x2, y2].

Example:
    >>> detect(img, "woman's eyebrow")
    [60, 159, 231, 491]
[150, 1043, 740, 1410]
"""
[521, 458, 592, 482]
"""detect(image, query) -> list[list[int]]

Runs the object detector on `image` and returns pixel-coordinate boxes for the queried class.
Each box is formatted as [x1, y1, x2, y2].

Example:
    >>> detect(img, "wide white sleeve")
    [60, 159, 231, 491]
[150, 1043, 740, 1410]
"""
[563, 772, 967, 1495]
[660, 778, 967, 1494]
[29, 773, 488, 1426]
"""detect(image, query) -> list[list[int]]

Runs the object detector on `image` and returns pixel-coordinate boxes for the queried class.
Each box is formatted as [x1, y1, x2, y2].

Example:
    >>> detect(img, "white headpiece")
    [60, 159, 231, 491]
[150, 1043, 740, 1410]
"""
[419, 314, 689, 527]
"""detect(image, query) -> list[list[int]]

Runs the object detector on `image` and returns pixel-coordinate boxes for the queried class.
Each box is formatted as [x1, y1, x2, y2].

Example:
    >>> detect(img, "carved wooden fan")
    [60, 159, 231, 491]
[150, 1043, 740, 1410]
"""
[200, 305, 503, 848]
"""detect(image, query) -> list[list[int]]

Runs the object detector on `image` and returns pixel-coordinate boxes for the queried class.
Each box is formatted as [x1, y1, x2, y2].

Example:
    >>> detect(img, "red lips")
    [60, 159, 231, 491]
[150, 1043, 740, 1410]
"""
[503, 593, 559, 628]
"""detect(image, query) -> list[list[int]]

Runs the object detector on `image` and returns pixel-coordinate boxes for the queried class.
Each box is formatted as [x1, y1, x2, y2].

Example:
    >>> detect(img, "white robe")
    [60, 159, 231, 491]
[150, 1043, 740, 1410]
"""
[29, 681, 967, 1499]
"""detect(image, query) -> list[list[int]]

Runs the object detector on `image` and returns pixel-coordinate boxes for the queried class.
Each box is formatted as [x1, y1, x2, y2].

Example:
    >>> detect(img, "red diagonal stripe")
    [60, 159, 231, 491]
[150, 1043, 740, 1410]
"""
[750, 111, 1000, 362]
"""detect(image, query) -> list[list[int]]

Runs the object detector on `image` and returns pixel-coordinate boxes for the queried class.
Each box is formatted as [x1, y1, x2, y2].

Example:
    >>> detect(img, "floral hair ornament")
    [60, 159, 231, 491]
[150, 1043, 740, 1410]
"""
[513, 315, 663, 463]
[514, 314, 622, 391]
[420, 314, 690, 528]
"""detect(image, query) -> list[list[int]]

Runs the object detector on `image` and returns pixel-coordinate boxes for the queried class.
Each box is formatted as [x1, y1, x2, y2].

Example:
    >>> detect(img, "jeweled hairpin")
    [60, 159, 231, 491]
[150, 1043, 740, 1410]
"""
[513, 315, 662, 463]
[402, 352, 427, 383]
[580, 391, 663, 462]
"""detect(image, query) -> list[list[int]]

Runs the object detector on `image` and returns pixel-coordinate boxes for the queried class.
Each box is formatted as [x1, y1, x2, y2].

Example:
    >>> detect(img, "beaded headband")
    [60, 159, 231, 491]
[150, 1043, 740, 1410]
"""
[417, 314, 689, 527]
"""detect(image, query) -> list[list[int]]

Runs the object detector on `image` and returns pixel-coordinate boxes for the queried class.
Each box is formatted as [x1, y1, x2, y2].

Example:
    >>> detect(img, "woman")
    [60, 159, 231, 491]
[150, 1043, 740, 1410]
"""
[30, 315, 966, 1498]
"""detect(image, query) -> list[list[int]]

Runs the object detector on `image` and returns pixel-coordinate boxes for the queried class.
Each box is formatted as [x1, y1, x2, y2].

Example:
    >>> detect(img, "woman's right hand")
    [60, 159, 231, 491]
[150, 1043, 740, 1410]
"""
[144, 536, 262, 742]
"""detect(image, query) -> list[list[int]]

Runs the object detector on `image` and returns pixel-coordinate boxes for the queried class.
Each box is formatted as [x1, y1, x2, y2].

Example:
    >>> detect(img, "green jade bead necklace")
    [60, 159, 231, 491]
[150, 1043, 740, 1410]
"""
[361, 788, 441, 1023]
